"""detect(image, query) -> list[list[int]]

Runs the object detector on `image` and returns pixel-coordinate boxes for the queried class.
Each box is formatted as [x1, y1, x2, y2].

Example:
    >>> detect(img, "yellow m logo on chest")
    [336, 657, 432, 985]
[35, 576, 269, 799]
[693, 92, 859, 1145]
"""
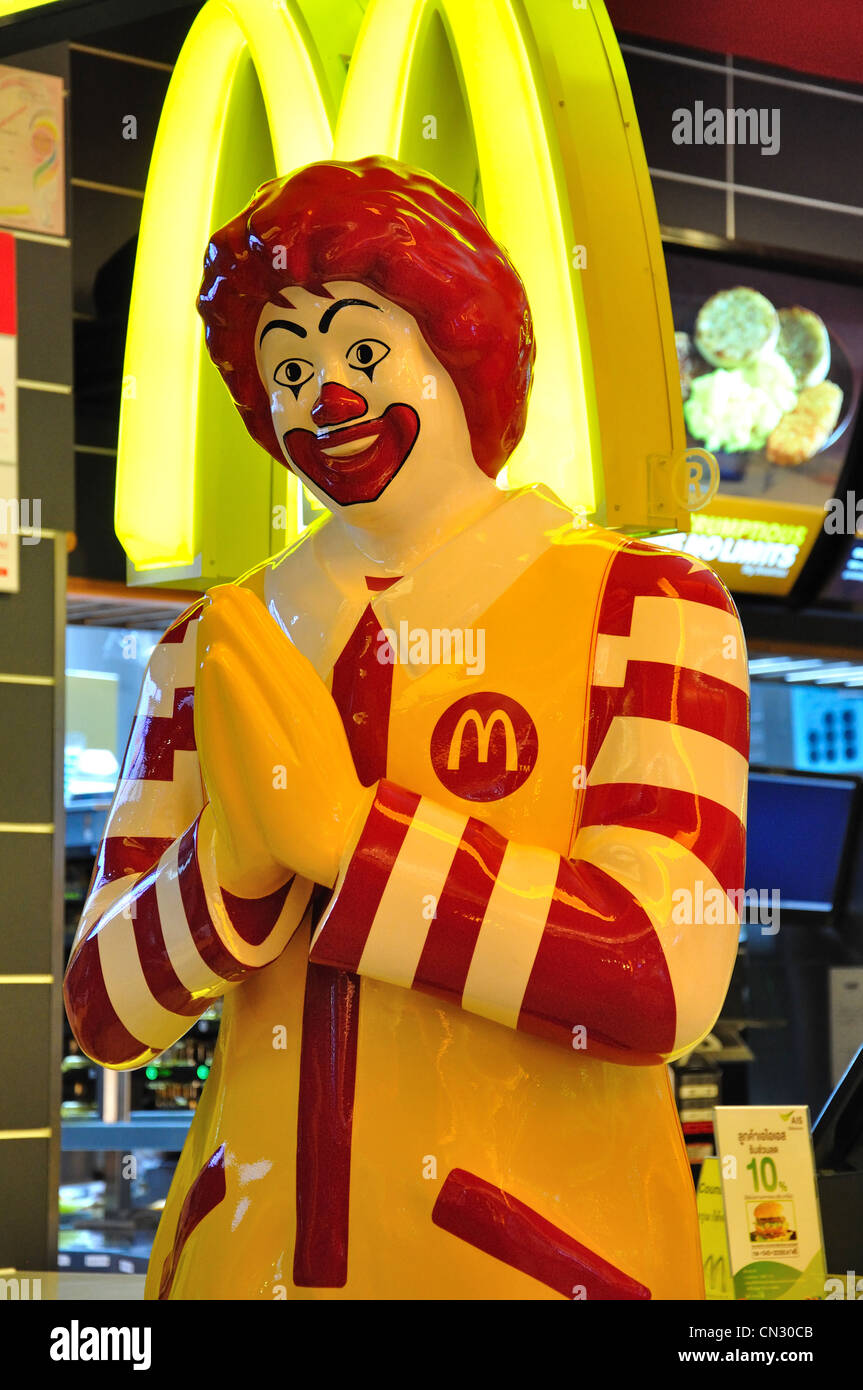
[448, 709, 518, 771]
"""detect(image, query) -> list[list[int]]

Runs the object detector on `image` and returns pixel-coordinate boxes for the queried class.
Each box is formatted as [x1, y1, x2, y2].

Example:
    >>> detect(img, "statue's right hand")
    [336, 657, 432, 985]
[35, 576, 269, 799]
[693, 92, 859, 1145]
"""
[194, 598, 297, 899]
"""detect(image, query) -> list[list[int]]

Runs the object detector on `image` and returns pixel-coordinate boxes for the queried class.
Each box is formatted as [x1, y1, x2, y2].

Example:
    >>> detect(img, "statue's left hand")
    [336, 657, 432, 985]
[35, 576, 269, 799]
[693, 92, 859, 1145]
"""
[195, 586, 368, 890]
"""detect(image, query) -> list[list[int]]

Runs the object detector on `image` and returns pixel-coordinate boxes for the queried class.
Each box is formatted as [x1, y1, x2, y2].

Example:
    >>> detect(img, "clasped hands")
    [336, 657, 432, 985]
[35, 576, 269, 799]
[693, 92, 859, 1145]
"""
[194, 586, 368, 899]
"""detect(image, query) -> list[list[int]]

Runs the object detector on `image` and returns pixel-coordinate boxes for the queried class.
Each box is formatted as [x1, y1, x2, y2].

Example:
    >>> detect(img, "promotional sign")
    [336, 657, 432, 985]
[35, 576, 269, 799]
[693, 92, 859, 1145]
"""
[0, 229, 18, 592]
[0, 62, 65, 236]
[712, 1106, 827, 1300]
[696, 1157, 734, 1300]
[115, 0, 692, 586]
[652, 501, 816, 599]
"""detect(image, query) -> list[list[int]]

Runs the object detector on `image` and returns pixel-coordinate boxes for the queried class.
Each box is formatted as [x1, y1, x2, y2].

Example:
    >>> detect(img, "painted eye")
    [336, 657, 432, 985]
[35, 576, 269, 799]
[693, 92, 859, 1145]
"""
[274, 359, 314, 398]
[345, 339, 390, 380]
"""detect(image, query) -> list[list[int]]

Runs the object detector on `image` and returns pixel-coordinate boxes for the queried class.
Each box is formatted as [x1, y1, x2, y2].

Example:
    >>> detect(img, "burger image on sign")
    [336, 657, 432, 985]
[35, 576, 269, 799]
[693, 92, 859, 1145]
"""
[750, 1200, 795, 1242]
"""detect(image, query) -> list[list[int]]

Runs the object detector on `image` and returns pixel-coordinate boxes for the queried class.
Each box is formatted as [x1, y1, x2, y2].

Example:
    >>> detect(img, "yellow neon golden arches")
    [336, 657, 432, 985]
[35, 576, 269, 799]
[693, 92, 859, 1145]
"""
[334, 0, 599, 511]
[115, 0, 684, 580]
[116, 0, 333, 572]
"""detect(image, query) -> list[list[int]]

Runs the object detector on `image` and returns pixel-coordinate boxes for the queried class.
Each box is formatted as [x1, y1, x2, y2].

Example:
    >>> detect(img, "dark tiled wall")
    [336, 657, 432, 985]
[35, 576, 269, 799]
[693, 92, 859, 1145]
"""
[69, 6, 201, 582]
[620, 35, 863, 264]
[0, 11, 201, 1267]
[0, 44, 73, 1272]
[64, 20, 863, 586]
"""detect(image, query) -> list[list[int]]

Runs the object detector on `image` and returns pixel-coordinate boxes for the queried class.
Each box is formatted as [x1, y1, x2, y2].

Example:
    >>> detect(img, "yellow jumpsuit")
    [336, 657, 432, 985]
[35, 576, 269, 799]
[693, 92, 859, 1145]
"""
[64, 485, 749, 1299]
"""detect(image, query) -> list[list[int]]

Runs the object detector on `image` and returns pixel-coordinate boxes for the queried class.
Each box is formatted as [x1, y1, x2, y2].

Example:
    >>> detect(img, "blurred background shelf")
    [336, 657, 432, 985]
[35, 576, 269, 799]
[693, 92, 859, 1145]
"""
[61, 1112, 194, 1151]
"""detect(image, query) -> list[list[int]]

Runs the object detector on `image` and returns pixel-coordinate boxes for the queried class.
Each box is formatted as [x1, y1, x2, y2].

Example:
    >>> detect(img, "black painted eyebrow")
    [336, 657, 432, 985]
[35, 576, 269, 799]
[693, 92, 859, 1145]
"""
[318, 298, 381, 334]
[259, 318, 307, 345]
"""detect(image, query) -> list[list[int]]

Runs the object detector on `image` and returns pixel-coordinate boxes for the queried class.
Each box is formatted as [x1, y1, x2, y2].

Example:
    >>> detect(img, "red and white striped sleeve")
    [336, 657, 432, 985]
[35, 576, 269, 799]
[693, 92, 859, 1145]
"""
[310, 546, 749, 1065]
[63, 603, 314, 1070]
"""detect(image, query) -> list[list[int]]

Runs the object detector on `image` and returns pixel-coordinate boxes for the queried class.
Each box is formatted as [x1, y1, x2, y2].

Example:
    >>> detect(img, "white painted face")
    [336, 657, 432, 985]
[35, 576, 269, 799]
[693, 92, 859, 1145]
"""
[254, 280, 478, 525]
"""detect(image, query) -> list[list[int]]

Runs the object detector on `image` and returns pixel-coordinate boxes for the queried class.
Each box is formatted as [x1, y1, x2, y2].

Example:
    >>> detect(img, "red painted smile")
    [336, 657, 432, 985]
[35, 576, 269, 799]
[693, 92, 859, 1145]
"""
[284, 404, 420, 505]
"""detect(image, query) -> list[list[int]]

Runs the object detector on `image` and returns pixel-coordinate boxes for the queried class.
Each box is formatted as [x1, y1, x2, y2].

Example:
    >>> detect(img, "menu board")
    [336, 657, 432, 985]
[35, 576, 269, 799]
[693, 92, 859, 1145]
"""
[653, 246, 863, 597]
[0, 63, 65, 237]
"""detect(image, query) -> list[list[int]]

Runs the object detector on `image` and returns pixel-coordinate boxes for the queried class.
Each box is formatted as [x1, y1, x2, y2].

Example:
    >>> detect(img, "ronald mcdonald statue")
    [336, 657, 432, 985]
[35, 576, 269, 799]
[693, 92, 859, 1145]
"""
[64, 157, 749, 1300]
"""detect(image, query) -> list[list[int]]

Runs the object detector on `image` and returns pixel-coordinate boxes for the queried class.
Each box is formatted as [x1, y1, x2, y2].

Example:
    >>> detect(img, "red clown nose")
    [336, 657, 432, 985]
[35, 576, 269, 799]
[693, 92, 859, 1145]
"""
[311, 382, 367, 428]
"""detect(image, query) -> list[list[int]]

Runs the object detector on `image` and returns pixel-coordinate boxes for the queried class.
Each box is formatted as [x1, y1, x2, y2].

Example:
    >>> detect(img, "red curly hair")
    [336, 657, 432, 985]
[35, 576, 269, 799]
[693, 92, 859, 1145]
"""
[197, 156, 535, 478]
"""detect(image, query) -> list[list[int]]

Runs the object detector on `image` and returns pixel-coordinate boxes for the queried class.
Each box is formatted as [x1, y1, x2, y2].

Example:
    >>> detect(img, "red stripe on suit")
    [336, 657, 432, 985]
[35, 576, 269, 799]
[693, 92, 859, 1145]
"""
[312, 782, 418, 973]
[159, 1143, 226, 1299]
[580, 783, 746, 894]
[95, 835, 174, 888]
[130, 871, 205, 1017]
[596, 544, 738, 636]
[312, 778, 677, 1059]
[586, 660, 749, 774]
[126, 687, 196, 782]
[63, 935, 152, 1068]
[175, 815, 256, 982]
[412, 816, 507, 1004]
[293, 586, 398, 1288]
[65, 605, 299, 1066]
[518, 858, 675, 1057]
[432, 1168, 651, 1299]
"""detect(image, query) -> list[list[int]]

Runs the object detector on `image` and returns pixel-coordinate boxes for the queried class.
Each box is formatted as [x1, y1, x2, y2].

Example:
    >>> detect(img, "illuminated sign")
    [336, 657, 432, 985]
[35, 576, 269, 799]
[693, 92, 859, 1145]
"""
[115, 0, 689, 583]
[843, 545, 863, 580]
[652, 500, 818, 595]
